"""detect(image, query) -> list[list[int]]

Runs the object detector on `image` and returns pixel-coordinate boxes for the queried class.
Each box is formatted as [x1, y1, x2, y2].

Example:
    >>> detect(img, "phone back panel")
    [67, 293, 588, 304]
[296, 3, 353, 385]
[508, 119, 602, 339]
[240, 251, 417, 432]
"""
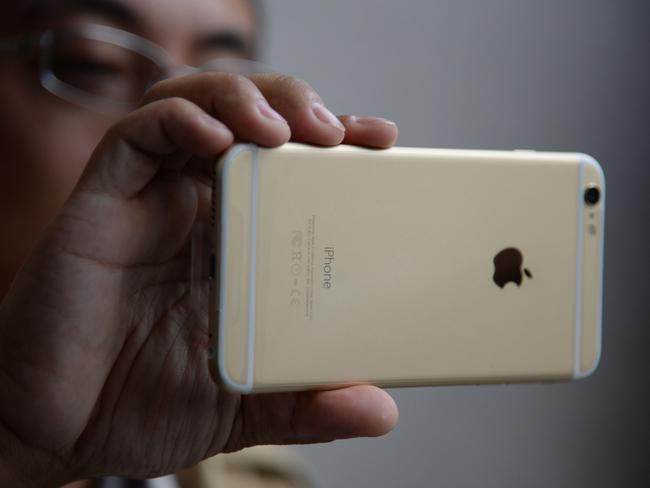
[212, 144, 604, 393]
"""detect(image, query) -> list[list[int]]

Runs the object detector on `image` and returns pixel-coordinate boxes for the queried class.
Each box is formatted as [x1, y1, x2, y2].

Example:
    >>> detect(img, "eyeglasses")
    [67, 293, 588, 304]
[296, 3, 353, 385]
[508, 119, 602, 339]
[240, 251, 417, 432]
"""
[0, 23, 275, 115]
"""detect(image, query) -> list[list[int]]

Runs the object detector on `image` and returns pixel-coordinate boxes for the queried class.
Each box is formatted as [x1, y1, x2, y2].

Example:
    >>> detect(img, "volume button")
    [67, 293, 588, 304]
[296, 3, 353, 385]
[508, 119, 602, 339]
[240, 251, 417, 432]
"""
[209, 253, 216, 280]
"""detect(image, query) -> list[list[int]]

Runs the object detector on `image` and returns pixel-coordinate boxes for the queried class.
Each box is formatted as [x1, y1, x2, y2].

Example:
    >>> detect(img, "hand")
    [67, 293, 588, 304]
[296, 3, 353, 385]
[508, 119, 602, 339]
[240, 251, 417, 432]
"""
[0, 73, 399, 486]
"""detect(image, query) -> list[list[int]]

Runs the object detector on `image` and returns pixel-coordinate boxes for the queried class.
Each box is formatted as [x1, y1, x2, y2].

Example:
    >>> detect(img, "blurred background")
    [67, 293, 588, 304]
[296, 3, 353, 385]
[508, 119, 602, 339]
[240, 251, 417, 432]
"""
[260, 1, 650, 487]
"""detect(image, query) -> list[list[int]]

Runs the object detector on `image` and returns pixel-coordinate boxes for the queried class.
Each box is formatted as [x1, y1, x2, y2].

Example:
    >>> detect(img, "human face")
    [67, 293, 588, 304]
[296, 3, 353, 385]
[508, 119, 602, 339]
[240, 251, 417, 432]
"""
[0, 0, 256, 297]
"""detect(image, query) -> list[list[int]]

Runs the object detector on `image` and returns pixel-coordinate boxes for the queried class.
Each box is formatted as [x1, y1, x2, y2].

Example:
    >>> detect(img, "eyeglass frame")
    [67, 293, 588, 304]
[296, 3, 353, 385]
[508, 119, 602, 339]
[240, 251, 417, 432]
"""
[0, 23, 275, 115]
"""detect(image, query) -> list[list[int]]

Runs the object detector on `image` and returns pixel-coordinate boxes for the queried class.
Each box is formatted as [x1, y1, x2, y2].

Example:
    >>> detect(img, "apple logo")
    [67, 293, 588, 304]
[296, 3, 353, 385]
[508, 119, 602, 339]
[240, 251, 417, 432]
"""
[493, 247, 532, 288]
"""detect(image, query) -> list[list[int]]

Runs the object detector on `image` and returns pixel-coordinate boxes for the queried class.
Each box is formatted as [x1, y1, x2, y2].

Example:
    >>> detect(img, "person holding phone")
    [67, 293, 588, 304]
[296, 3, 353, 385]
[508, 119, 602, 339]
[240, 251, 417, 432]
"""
[0, 0, 399, 486]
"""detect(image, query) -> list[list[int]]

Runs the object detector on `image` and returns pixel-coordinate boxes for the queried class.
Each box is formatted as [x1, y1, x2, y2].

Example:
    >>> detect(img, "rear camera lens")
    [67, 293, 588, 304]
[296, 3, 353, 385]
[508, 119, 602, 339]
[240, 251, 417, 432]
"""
[584, 186, 600, 206]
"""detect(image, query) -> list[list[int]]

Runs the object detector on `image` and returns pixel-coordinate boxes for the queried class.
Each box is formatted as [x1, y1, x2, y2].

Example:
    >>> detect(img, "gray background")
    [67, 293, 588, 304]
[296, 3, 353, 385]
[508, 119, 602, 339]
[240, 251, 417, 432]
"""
[261, 1, 650, 487]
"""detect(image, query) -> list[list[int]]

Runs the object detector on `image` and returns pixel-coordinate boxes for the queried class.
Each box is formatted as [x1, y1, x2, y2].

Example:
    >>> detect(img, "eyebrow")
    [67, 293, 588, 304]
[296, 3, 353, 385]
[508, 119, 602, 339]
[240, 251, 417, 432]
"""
[195, 30, 252, 58]
[21, 0, 256, 59]
[22, 0, 141, 28]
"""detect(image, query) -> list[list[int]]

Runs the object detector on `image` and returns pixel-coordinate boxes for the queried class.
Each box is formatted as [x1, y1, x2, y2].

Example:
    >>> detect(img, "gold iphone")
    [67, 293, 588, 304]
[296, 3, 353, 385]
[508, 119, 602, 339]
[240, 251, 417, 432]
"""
[208, 143, 605, 394]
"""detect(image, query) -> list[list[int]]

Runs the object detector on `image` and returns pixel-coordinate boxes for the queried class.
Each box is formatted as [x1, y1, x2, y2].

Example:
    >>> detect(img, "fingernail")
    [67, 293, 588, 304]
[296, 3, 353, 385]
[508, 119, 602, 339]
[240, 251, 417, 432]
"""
[257, 100, 287, 124]
[312, 102, 345, 131]
[352, 116, 397, 127]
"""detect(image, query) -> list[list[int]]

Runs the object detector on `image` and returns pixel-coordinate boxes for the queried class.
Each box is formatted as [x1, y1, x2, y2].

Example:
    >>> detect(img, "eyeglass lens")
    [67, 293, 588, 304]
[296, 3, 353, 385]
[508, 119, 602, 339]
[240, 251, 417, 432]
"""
[47, 33, 165, 106]
[43, 31, 274, 111]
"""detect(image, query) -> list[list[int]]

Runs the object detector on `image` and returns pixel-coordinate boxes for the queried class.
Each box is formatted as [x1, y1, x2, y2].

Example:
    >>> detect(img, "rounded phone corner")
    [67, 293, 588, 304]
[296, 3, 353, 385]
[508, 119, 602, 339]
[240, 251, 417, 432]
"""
[217, 143, 258, 177]
[577, 152, 606, 189]
[208, 313, 253, 394]
[573, 344, 602, 380]
[216, 350, 253, 394]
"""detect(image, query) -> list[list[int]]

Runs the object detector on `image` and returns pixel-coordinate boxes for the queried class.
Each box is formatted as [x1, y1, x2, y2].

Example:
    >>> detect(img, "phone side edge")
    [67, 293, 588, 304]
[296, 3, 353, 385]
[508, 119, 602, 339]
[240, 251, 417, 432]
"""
[209, 143, 258, 394]
[573, 153, 605, 379]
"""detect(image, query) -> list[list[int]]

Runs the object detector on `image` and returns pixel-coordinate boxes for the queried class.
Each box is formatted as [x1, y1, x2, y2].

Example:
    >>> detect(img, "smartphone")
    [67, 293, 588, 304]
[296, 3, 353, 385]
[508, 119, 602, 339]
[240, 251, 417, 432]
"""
[208, 143, 605, 394]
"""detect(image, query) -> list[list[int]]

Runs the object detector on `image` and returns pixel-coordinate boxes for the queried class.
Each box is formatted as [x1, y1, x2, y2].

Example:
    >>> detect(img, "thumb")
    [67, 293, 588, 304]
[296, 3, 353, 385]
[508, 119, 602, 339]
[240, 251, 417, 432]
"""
[226, 386, 399, 451]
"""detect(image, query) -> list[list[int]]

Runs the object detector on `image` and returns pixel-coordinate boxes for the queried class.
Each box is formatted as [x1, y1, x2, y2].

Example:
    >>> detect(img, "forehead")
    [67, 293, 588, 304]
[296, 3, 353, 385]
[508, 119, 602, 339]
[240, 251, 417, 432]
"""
[10, 0, 256, 45]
